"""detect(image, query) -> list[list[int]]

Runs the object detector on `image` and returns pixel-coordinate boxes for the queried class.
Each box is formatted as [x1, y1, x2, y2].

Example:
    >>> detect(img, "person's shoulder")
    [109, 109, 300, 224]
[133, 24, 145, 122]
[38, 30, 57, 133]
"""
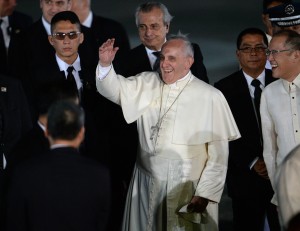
[264, 77, 282, 92]
[0, 74, 21, 87]
[93, 13, 124, 26]
[10, 10, 33, 23]
[130, 44, 145, 53]
[192, 75, 220, 93]
[214, 71, 241, 86]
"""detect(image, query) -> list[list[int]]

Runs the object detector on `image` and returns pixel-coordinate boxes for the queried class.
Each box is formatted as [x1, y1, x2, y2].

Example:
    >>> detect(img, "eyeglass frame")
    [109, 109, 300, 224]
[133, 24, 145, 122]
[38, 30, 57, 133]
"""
[52, 31, 81, 40]
[238, 46, 267, 53]
[265, 48, 294, 56]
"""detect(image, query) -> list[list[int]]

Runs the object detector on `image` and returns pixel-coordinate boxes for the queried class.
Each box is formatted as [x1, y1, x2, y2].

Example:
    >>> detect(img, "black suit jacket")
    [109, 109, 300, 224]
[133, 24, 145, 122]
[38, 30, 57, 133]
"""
[214, 69, 276, 199]
[9, 122, 49, 168]
[0, 75, 32, 228]
[21, 51, 117, 162]
[90, 13, 130, 72]
[0, 11, 33, 75]
[117, 43, 209, 83]
[5, 147, 111, 231]
[9, 18, 98, 82]
[0, 74, 32, 162]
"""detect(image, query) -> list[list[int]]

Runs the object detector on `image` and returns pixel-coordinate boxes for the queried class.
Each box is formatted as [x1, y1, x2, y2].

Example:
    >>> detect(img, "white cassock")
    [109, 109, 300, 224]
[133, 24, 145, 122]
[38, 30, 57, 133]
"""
[96, 65, 240, 231]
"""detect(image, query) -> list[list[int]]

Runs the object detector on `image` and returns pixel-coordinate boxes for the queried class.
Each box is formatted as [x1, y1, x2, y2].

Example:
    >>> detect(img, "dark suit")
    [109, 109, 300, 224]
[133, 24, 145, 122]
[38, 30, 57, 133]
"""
[0, 11, 33, 75]
[22, 49, 116, 157]
[10, 123, 49, 167]
[89, 13, 130, 73]
[10, 18, 98, 84]
[117, 43, 209, 83]
[214, 69, 279, 231]
[0, 74, 32, 164]
[0, 74, 32, 229]
[5, 147, 111, 231]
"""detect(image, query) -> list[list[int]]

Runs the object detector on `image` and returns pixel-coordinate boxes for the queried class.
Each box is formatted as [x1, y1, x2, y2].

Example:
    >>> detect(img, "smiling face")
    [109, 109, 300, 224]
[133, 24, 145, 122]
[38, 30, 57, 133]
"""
[40, 0, 71, 23]
[137, 7, 169, 51]
[237, 33, 267, 77]
[268, 35, 300, 81]
[160, 39, 194, 84]
[48, 20, 83, 64]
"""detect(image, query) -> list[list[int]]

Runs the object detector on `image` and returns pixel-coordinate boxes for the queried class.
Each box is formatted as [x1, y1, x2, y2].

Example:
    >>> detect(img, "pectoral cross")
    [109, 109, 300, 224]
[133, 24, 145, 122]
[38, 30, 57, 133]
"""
[150, 124, 159, 141]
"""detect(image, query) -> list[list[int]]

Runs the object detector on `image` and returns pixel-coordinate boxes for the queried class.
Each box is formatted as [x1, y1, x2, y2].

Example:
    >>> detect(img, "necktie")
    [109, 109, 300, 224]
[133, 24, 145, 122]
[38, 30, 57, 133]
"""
[0, 19, 7, 74]
[251, 79, 262, 113]
[66, 66, 78, 95]
[251, 79, 262, 137]
[152, 51, 161, 73]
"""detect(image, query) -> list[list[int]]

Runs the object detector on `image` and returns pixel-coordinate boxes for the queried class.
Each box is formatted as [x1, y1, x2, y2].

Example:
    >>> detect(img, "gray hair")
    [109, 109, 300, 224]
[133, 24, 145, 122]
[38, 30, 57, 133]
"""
[166, 32, 194, 58]
[135, 1, 174, 26]
[273, 30, 300, 51]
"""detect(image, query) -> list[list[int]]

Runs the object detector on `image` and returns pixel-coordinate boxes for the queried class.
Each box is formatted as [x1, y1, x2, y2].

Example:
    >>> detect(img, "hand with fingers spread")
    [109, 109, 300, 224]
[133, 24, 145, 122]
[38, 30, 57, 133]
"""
[98, 38, 119, 67]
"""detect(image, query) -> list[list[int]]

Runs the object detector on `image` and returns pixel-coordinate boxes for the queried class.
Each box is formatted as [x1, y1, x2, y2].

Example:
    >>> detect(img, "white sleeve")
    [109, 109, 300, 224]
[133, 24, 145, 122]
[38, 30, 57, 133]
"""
[95, 63, 112, 80]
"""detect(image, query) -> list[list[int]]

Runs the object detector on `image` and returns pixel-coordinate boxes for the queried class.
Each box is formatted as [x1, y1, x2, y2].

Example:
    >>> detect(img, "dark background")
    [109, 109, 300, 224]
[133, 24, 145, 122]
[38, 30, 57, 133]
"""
[17, 0, 265, 84]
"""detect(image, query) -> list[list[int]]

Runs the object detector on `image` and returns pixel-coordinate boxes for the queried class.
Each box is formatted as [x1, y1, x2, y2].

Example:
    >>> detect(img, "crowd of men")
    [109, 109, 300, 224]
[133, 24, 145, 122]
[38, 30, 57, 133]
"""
[1, 0, 300, 231]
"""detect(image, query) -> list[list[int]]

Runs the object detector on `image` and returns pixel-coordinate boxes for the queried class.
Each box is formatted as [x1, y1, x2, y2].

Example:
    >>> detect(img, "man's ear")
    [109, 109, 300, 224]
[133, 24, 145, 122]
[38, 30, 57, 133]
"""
[78, 33, 84, 44]
[48, 35, 54, 46]
[293, 49, 300, 60]
[166, 23, 170, 32]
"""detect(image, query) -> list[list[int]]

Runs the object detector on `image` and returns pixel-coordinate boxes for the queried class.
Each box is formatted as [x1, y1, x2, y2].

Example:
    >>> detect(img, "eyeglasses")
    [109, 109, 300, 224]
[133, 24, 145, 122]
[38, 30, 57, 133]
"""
[265, 48, 294, 56]
[238, 47, 267, 53]
[52, 32, 81, 40]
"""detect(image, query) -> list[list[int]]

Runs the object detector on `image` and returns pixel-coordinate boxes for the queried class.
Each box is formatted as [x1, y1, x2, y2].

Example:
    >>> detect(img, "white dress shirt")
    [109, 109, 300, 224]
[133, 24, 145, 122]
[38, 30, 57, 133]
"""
[261, 73, 300, 204]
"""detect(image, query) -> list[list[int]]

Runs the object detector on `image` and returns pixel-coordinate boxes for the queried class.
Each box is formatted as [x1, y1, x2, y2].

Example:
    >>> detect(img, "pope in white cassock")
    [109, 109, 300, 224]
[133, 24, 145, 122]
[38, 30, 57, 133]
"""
[96, 35, 241, 231]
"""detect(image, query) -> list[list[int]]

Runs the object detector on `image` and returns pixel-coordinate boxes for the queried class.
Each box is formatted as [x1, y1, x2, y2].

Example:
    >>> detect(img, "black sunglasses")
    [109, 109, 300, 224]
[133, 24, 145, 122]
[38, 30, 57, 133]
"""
[52, 32, 81, 40]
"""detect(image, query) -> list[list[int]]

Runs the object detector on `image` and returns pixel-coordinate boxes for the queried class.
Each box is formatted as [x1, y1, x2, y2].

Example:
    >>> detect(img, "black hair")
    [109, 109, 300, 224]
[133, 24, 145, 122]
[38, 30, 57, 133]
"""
[50, 11, 81, 33]
[47, 100, 84, 140]
[236, 27, 269, 49]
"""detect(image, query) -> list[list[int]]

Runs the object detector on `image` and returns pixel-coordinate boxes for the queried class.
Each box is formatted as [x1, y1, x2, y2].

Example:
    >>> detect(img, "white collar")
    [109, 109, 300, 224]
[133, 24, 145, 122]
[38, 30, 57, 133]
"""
[41, 16, 51, 35]
[243, 70, 266, 88]
[56, 54, 81, 72]
[81, 11, 93, 28]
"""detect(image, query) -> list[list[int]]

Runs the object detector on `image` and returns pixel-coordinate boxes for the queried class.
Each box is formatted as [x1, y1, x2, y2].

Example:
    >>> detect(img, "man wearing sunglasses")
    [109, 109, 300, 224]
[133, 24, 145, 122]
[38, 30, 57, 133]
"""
[47, 10, 119, 160]
[8, 0, 98, 119]
[260, 30, 300, 229]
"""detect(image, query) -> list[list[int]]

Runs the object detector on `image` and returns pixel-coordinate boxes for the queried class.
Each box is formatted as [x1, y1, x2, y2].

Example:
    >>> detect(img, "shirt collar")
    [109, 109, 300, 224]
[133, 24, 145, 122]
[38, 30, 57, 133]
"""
[41, 16, 51, 35]
[37, 120, 46, 132]
[282, 73, 300, 92]
[81, 11, 93, 28]
[0, 16, 9, 25]
[50, 144, 72, 149]
[169, 71, 193, 89]
[56, 54, 81, 73]
[243, 70, 266, 88]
